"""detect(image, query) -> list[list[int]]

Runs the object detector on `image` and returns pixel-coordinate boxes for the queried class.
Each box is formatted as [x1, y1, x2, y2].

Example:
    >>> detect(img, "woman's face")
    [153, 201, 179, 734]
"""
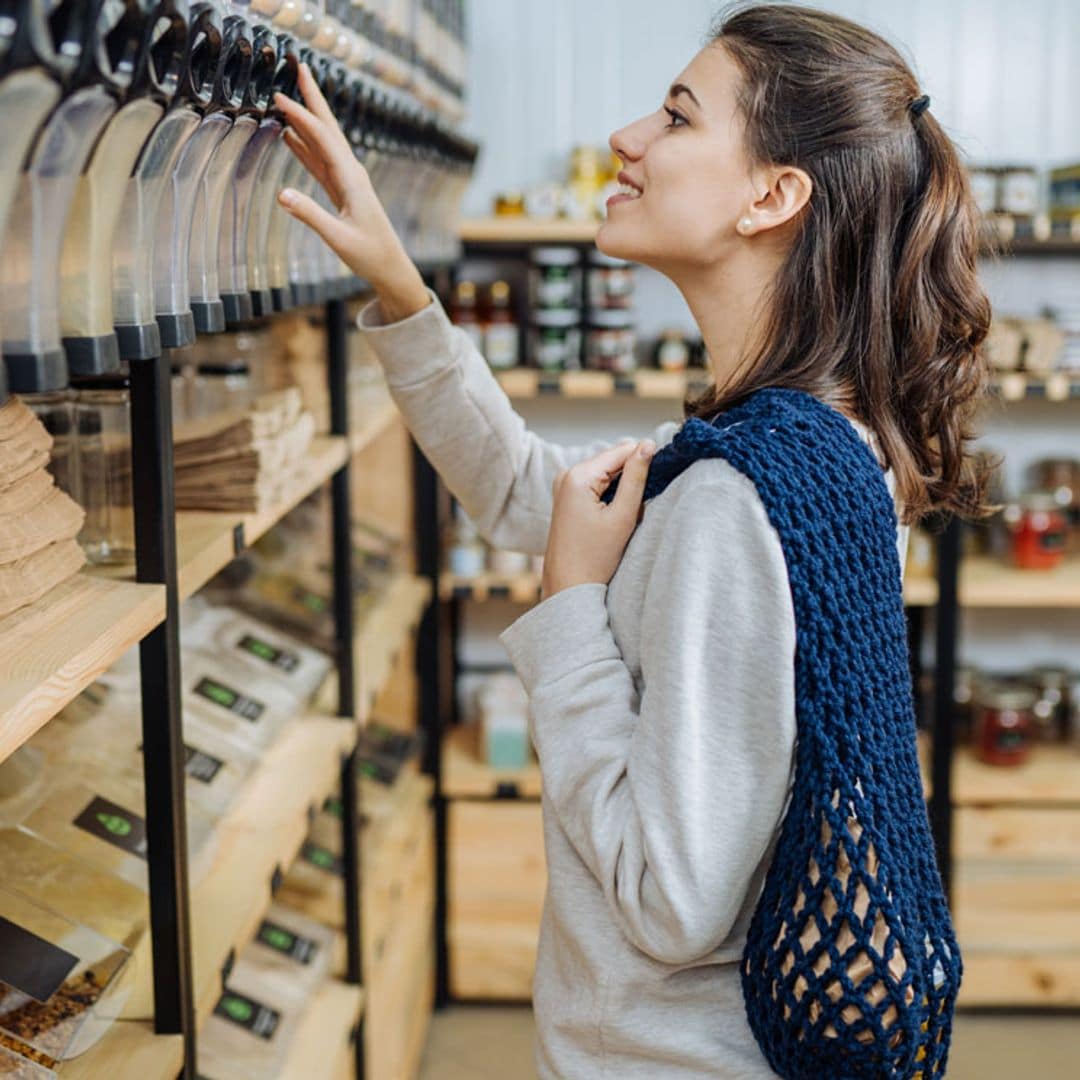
[598, 44, 758, 272]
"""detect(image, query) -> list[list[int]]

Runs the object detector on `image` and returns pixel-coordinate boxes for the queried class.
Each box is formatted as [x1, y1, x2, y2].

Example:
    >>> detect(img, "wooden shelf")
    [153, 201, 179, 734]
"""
[459, 217, 600, 244]
[951, 744, 1080, 807]
[350, 397, 400, 457]
[280, 979, 363, 1080]
[354, 574, 432, 724]
[439, 570, 540, 604]
[60, 1021, 183, 1080]
[494, 367, 710, 400]
[442, 723, 542, 800]
[123, 713, 354, 1024]
[0, 573, 165, 764]
[958, 555, 1080, 607]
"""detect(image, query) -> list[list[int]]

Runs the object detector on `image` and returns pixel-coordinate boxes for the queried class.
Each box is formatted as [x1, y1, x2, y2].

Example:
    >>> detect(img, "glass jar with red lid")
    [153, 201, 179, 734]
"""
[972, 680, 1036, 766]
[1004, 491, 1068, 570]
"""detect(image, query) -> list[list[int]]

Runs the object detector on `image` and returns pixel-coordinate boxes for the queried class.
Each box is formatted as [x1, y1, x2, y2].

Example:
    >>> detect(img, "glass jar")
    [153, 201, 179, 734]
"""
[585, 310, 636, 373]
[1000, 167, 1040, 216]
[973, 680, 1036, 766]
[73, 379, 134, 566]
[22, 389, 79, 503]
[953, 665, 981, 743]
[653, 328, 691, 372]
[1030, 458, 1080, 554]
[1005, 491, 1068, 570]
[446, 513, 485, 578]
[449, 279, 484, 354]
[530, 309, 581, 371]
[529, 247, 581, 311]
[193, 361, 254, 419]
[1030, 665, 1071, 742]
[483, 281, 520, 370]
[587, 250, 635, 310]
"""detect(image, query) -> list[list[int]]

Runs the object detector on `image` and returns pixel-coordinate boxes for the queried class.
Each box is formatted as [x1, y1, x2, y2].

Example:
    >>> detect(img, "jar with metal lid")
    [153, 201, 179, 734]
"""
[1030, 665, 1071, 742]
[653, 328, 692, 372]
[585, 310, 636, 373]
[1000, 167, 1040, 216]
[449, 279, 484, 355]
[587, 249, 635, 310]
[973, 679, 1036, 766]
[22, 389, 79, 502]
[529, 248, 581, 311]
[530, 308, 581, 371]
[493, 191, 525, 217]
[1030, 458, 1080, 553]
[194, 360, 254, 419]
[1004, 491, 1068, 570]
[73, 377, 134, 566]
[483, 280, 520, 370]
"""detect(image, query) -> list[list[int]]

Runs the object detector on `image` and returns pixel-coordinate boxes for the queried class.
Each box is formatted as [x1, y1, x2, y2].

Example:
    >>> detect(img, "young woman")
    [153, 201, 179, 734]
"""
[276, 5, 990, 1077]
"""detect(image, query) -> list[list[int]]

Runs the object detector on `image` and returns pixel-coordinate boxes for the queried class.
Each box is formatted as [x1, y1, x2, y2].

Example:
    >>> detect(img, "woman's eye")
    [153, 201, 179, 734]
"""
[664, 107, 687, 130]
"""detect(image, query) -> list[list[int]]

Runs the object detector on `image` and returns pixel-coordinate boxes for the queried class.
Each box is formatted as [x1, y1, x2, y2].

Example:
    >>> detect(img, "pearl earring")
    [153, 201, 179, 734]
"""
[740, 217, 752, 233]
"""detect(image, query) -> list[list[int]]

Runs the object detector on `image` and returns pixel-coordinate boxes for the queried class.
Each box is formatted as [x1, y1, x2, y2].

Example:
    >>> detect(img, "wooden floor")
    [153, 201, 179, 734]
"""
[419, 1006, 1080, 1079]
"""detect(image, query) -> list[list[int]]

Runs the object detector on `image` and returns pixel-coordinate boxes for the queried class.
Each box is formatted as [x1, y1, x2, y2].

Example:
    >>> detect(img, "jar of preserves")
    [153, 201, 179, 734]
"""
[1031, 665, 1071, 742]
[973, 680, 1036, 766]
[450, 279, 485, 355]
[529, 248, 581, 311]
[493, 191, 525, 217]
[530, 309, 581, 371]
[585, 310, 636, 373]
[587, 249, 634, 310]
[1005, 491, 1068, 570]
[1031, 458, 1080, 553]
[483, 281, 520, 370]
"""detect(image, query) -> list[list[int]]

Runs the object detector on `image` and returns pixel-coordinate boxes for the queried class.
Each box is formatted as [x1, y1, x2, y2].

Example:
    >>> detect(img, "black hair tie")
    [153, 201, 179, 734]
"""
[909, 94, 930, 118]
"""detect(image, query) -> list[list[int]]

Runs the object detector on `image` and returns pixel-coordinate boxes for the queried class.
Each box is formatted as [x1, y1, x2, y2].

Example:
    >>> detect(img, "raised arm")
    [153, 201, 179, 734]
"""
[275, 64, 677, 553]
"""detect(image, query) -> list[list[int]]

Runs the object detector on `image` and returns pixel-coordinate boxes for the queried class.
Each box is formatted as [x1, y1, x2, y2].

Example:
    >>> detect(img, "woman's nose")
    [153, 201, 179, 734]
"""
[610, 120, 645, 164]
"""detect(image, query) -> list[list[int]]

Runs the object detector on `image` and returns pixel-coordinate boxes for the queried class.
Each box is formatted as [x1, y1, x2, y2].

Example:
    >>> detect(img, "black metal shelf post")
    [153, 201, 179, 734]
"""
[128, 349, 196, 1078]
[326, 296, 365, 1078]
[930, 515, 962, 900]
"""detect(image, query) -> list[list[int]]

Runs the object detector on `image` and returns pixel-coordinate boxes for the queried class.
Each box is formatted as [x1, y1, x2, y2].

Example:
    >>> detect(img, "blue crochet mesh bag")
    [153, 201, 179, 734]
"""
[612, 388, 961, 1079]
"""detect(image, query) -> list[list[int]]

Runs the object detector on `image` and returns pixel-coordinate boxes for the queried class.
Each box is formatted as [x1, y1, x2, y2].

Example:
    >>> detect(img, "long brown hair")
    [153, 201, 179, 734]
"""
[693, 3, 993, 524]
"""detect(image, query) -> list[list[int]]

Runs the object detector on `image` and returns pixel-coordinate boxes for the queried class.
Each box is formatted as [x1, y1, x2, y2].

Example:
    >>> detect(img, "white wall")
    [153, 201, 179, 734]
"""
[453, 0, 1080, 684]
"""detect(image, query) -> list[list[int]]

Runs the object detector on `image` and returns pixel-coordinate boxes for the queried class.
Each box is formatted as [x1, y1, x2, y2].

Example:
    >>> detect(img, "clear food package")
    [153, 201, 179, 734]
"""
[241, 900, 334, 1003]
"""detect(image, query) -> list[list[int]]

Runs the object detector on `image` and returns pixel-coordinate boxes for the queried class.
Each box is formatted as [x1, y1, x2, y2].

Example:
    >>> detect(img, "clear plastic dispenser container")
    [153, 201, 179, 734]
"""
[0, 4, 64, 393]
[151, 2, 228, 349]
[0, 1043, 56, 1078]
[110, 3, 199, 362]
[56, 1, 149, 379]
[0, 2, 117, 394]
[245, 900, 334, 1003]
[0, 884, 133, 1063]
[317, 63, 354, 298]
[243, 28, 296, 316]
[284, 48, 325, 308]
[217, 22, 282, 325]
[72, 374, 134, 565]
[188, 10, 255, 334]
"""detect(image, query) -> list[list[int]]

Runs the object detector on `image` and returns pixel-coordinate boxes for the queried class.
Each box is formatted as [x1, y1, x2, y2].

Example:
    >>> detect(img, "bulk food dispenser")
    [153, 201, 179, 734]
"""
[242, 26, 299, 316]
[186, 4, 256, 333]
[0, 0, 64, 407]
[59, 1, 174, 377]
[0, 1, 122, 394]
[149, 1, 228, 348]
[217, 16, 295, 323]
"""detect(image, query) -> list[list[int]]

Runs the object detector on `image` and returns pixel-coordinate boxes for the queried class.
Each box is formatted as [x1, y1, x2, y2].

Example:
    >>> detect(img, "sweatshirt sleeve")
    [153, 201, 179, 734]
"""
[499, 464, 797, 965]
[356, 291, 679, 555]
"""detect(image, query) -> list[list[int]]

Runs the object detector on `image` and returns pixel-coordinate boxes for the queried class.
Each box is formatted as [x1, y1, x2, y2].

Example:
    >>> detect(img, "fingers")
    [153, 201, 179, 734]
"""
[278, 186, 353, 262]
[296, 61, 337, 127]
[573, 441, 641, 482]
[611, 440, 656, 516]
[282, 127, 338, 206]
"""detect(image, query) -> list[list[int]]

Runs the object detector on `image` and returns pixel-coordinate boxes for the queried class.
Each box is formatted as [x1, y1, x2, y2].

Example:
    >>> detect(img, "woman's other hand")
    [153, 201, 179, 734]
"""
[541, 440, 657, 598]
[274, 64, 429, 322]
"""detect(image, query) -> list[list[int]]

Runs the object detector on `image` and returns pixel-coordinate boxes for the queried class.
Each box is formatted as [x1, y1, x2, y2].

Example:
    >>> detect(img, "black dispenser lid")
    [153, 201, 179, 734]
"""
[77, 0, 146, 97]
[327, 61, 351, 123]
[29, 0, 89, 84]
[174, 1, 220, 109]
[241, 22, 275, 116]
[267, 31, 297, 119]
[129, 0, 188, 105]
[209, 12, 252, 115]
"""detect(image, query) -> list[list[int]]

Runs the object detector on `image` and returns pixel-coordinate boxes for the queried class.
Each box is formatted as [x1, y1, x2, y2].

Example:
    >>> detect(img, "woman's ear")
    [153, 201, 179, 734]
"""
[743, 166, 813, 235]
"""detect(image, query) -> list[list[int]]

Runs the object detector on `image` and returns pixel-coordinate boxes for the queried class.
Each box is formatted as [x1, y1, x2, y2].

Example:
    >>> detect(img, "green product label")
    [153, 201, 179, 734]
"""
[193, 676, 265, 722]
[323, 795, 344, 819]
[301, 842, 345, 877]
[213, 990, 280, 1040]
[238, 634, 300, 674]
[74, 795, 148, 859]
[291, 584, 328, 614]
[257, 919, 318, 965]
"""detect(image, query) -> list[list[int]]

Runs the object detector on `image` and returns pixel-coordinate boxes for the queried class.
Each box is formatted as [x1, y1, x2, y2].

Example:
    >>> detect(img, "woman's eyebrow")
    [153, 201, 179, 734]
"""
[668, 82, 702, 110]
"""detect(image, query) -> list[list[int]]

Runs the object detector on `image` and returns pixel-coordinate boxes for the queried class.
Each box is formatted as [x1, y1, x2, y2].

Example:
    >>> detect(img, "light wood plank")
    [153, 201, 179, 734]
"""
[60, 1020, 182, 1080]
[459, 217, 599, 244]
[560, 370, 614, 398]
[350, 398, 400, 457]
[633, 369, 688, 399]
[495, 369, 540, 398]
[956, 807, 1080, 859]
[903, 575, 938, 607]
[355, 574, 432, 724]
[279, 980, 363, 1080]
[0, 574, 164, 763]
[442, 723, 542, 799]
[959, 949, 1080, 1007]
[959, 556, 1080, 608]
[123, 715, 354, 1023]
[952, 744, 1080, 807]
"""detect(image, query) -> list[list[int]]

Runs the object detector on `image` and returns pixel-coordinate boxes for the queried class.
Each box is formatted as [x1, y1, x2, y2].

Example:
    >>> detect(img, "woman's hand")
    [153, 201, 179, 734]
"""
[541, 440, 657, 598]
[273, 64, 429, 322]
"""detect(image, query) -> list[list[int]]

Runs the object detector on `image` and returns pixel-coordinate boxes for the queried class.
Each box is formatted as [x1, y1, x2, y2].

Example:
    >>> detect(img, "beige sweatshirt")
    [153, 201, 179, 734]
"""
[358, 292, 909, 1079]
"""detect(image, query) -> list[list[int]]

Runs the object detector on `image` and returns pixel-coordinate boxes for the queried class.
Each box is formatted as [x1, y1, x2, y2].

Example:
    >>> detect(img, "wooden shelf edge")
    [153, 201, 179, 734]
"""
[280, 980, 364, 1079]
[0, 574, 165, 764]
[441, 723, 542, 800]
[60, 1021, 183, 1080]
[350, 399, 400, 457]
[459, 217, 600, 244]
[951, 744, 1080, 808]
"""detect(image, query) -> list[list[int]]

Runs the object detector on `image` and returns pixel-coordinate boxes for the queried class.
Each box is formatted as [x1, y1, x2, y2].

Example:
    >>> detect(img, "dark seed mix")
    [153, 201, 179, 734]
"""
[0, 968, 104, 1064]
